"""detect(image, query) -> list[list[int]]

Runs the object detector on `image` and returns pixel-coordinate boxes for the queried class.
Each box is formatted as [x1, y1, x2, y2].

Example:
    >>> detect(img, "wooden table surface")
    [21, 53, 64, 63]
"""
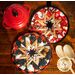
[0, 1, 75, 74]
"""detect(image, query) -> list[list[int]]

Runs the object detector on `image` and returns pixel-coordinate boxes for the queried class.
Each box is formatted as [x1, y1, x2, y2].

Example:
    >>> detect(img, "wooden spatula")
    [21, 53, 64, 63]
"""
[63, 44, 75, 64]
[57, 57, 75, 74]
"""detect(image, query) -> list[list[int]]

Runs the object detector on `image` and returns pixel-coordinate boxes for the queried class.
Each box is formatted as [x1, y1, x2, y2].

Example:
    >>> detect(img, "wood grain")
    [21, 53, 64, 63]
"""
[0, 1, 75, 74]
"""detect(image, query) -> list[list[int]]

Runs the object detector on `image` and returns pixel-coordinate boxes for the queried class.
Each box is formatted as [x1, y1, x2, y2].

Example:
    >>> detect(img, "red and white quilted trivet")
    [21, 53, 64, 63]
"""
[30, 7, 69, 43]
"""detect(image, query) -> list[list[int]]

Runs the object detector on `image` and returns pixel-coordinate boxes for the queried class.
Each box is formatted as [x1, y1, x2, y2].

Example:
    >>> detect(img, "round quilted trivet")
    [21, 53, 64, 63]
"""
[12, 33, 52, 73]
[30, 6, 69, 43]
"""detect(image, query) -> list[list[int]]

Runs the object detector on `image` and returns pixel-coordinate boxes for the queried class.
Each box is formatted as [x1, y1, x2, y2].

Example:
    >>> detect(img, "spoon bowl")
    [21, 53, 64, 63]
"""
[56, 45, 65, 58]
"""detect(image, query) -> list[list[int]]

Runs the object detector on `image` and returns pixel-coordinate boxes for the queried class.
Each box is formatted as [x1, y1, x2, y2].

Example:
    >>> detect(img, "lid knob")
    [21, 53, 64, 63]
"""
[12, 9, 18, 17]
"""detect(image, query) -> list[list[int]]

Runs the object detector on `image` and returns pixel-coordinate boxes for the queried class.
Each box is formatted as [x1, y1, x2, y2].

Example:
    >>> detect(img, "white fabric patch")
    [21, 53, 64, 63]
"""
[49, 35, 53, 41]
[27, 65, 34, 72]
[54, 40, 57, 43]
[26, 37, 30, 51]
[16, 54, 22, 59]
[58, 24, 61, 27]
[63, 26, 68, 30]
[39, 42, 47, 46]
[49, 7, 53, 10]
[37, 11, 43, 19]
[21, 44, 25, 48]
[32, 17, 35, 21]
[58, 34, 63, 38]
[46, 60, 49, 63]
[28, 46, 30, 51]
[32, 46, 35, 50]
[62, 31, 66, 36]
[45, 7, 47, 9]
[31, 22, 34, 25]
[56, 9, 59, 12]
[60, 12, 64, 16]
[20, 65, 26, 70]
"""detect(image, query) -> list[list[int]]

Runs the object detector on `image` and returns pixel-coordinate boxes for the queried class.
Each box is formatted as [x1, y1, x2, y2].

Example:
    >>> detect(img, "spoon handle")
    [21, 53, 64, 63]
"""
[70, 67, 75, 74]
[71, 58, 75, 64]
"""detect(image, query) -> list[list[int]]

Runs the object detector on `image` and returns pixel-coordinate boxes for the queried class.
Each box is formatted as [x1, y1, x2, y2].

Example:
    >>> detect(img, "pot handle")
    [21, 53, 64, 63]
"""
[23, 4, 31, 13]
[2, 22, 12, 29]
[0, 10, 3, 16]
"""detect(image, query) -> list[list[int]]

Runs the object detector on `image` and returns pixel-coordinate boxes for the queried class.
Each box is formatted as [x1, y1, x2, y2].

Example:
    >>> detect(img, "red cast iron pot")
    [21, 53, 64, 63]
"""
[2, 4, 31, 30]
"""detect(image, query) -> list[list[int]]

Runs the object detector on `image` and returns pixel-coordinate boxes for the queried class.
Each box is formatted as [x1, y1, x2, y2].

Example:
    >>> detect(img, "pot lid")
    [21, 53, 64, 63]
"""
[3, 4, 30, 28]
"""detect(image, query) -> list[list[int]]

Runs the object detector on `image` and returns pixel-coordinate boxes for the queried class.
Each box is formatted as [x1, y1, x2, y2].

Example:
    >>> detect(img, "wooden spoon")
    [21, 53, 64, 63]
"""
[63, 44, 75, 64]
[56, 45, 65, 58]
